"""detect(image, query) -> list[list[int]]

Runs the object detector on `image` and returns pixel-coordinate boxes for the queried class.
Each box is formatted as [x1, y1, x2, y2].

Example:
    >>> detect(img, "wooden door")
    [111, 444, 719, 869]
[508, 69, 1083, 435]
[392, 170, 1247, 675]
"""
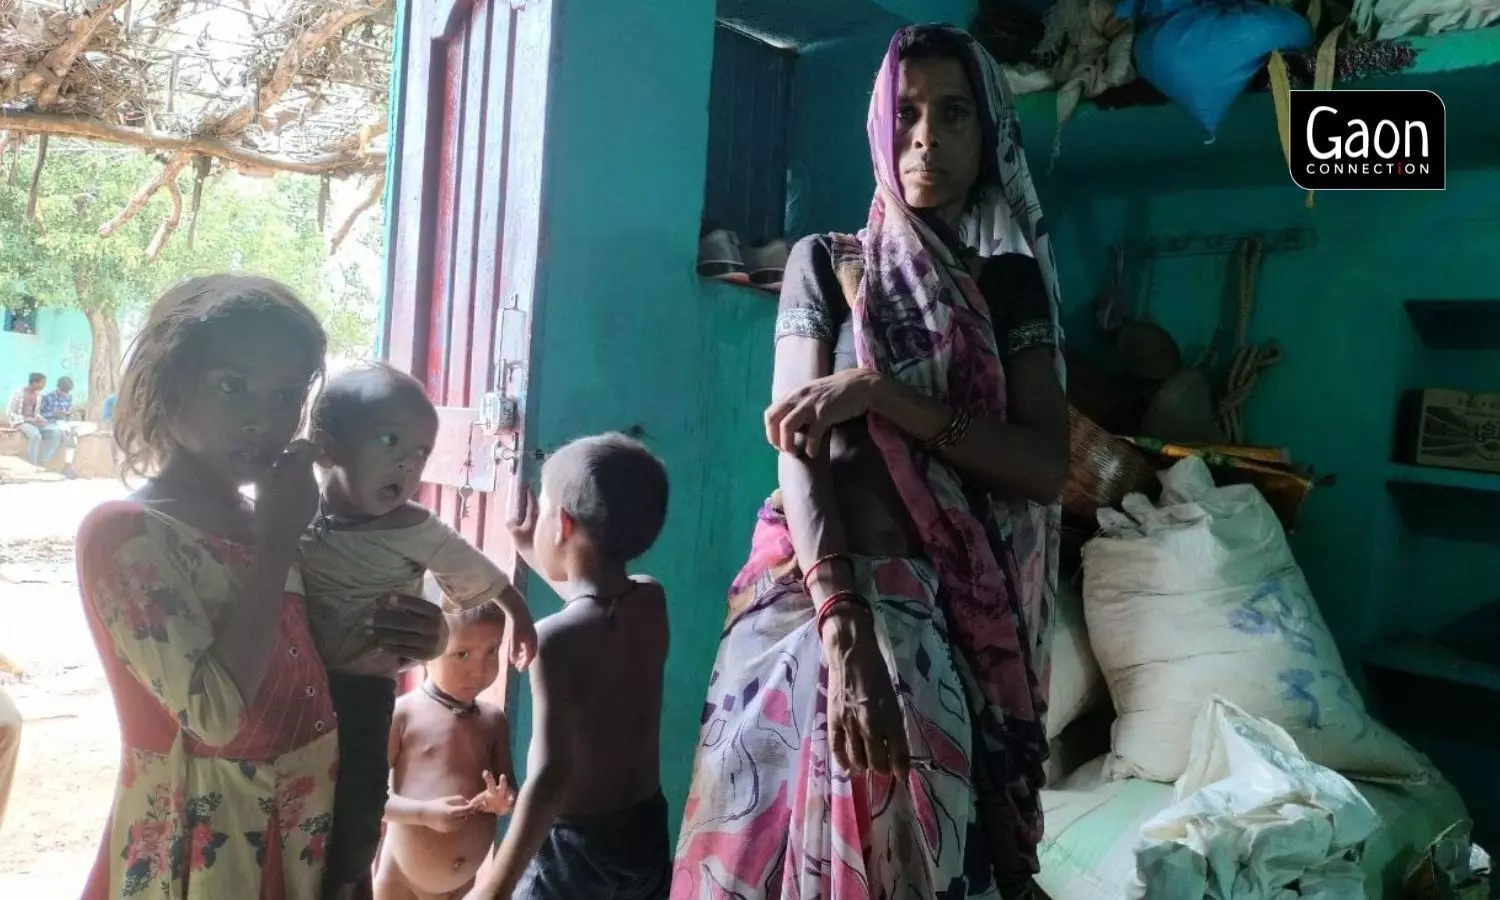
[384, 0, 553, 705]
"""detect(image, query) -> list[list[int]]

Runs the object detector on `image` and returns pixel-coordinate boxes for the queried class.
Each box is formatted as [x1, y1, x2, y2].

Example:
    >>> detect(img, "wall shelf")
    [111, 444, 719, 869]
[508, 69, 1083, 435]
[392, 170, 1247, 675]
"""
[1362, 634, 1500, 852]
[1363, 634, 1500, 749]
[1365, 633, 1500, 694]
[700, 274, 780, 297]
[1404, 299, 1500, 350]
[1386, 464, 1500, 543]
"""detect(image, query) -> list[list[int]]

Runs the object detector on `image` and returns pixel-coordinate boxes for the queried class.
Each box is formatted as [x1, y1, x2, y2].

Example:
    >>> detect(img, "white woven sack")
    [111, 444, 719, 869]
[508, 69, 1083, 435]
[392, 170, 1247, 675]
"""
[1047, 576, 1105, 742]
[1081, 457, 1429, 785]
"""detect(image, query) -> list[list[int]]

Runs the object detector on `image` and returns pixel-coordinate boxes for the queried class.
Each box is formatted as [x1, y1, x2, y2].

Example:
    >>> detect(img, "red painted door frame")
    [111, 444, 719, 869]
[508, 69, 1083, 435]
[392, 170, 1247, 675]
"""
[384, 0, 553, 706]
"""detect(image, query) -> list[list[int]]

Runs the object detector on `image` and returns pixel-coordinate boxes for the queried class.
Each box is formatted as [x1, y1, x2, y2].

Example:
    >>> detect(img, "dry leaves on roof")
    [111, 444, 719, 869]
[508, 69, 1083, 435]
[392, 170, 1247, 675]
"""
[1, 0, 391, 253]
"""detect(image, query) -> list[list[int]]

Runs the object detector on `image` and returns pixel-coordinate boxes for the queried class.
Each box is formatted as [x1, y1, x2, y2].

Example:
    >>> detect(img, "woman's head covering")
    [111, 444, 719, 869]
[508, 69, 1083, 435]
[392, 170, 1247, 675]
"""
[850, 25, 1063, 875]
[862, 24, 1063, 380]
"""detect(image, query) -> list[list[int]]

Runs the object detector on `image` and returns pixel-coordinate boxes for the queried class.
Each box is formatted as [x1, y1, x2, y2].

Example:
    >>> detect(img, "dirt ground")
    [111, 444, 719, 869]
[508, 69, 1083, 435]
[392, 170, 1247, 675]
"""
[0, 476, 130, 898]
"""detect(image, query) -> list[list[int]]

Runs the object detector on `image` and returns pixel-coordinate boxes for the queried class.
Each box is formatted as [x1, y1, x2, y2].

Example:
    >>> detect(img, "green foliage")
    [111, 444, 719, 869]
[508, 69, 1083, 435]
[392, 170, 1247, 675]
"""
[0, 146, 158, 318]
[0, 140, 379, 358]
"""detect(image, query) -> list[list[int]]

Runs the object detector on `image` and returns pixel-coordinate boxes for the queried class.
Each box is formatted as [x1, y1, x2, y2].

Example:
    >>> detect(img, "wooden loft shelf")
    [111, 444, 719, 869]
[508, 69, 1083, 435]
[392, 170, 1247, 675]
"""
[1014, 28, 1500, 122]
[1386, 464, 1500, 544]
[701, 274, 779, 297]
[1405, 299, 1500, 349]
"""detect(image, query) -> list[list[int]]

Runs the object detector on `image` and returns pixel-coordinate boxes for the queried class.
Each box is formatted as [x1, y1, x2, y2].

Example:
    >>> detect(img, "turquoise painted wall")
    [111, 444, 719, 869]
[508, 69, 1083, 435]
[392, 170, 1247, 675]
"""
[788, 34, 892, 237]
[0, 307, 94, 404]
[460, 0, 1496, 855]
[1042, 173, 1500, 655]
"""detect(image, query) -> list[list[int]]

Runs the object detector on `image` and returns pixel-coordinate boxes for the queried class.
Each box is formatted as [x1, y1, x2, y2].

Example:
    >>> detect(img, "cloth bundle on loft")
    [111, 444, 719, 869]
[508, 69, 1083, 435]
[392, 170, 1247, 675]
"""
[971, 0, 1137, 153]
[1041, 0, 1138, 155]
[1352, 0, 1500, 37]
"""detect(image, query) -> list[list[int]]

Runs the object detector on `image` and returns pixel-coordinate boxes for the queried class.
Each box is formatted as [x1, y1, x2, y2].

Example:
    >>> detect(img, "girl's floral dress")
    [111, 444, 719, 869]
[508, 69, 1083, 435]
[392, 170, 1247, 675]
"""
[78, 501, 339, 899]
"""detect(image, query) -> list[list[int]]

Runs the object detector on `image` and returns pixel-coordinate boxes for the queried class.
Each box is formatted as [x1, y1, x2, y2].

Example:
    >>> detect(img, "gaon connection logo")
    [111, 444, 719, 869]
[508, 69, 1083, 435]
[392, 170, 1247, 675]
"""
[1288, 89, 1446, 191]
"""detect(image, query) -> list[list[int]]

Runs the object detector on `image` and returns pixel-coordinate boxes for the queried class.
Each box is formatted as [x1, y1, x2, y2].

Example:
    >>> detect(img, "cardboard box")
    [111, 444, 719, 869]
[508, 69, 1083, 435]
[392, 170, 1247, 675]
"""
[1396, 389, 1500, 475]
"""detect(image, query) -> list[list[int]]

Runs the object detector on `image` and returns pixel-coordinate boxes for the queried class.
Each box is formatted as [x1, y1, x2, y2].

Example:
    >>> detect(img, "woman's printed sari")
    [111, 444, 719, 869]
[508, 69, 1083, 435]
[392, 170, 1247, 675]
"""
[672, 25, 1064, 900]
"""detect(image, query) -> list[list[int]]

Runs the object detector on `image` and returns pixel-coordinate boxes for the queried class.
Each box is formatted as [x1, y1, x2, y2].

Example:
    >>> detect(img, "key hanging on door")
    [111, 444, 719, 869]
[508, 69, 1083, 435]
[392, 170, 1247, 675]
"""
[457, 426, 476, 519]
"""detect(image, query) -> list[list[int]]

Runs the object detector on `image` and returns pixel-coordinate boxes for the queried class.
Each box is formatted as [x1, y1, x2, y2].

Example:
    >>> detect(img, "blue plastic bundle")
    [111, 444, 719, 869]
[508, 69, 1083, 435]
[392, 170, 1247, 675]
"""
[1117, 0, 1313, 138]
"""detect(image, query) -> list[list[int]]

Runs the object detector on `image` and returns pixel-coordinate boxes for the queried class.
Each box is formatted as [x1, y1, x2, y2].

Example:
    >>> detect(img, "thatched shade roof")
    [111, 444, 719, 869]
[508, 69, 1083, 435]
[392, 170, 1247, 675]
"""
[1, 0, 392, 251]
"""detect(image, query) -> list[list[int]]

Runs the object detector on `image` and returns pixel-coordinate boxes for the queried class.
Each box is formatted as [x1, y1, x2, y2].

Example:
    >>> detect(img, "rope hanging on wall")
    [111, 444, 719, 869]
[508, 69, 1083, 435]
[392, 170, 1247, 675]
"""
[1217, 237, 1283, 444]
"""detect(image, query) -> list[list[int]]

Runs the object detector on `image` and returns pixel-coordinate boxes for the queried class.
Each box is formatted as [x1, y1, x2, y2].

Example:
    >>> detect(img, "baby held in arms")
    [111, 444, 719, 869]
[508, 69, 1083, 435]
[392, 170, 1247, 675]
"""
[297, 363, 537, 899]
[376, 602, 518, 900]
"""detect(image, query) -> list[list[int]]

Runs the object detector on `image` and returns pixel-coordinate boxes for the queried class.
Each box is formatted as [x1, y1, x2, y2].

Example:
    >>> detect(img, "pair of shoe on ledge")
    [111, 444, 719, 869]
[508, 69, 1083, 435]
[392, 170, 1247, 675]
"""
[698, 229, 788, 292]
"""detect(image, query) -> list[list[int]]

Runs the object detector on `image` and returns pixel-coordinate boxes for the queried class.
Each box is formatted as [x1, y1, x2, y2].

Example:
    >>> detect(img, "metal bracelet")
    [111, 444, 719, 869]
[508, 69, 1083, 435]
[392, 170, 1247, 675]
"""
[925, 407, 972, 451]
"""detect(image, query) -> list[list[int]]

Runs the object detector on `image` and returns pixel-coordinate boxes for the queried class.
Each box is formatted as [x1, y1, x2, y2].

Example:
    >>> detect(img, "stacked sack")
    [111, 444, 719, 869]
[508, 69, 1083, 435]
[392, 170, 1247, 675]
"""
[1080, 456, 1429, 785]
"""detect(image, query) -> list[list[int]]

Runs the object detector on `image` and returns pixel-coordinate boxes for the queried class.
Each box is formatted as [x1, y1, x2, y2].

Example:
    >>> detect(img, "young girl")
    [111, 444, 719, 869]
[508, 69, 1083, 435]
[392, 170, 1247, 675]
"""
[76, 275, 443, 899]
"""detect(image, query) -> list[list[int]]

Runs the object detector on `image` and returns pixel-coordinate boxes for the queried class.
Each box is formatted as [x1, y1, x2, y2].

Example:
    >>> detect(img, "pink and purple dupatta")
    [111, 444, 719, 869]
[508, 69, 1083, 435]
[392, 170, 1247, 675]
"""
[854, 26, 1065, 873]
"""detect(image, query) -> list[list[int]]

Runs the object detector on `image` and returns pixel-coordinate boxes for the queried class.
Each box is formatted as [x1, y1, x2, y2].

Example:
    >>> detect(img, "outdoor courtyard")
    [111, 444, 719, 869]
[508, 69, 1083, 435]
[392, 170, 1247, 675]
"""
[0, 469, 130, 898]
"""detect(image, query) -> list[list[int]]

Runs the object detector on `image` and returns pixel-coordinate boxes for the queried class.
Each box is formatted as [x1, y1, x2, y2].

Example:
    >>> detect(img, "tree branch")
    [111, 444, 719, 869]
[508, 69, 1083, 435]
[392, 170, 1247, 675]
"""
[98, 152, 190, 237]
[5, 0, 391, 257]
[357, 117, 388, 155]
[109, 0, 389, 244]
[145, 173, 183, 261]
[16, 0, 133, 110]
[329, 172, 384, 254]
[331, 115, 388, 157]
[216, 0, 391, 137]
[186, 155, 210, 250]
[0, 112, 383, 176]
[25, 134, 48, 223]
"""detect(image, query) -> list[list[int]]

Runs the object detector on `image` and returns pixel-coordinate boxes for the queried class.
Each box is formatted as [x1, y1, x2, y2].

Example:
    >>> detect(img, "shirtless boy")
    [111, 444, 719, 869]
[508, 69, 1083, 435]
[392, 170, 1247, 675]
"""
[465, 433, 671, 900]
[376, 602, 518, 900]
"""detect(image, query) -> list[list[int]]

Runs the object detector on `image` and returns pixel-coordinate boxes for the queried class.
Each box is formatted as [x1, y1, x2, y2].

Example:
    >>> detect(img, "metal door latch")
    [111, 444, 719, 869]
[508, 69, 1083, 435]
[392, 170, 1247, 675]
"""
[479, 392, 518, 434]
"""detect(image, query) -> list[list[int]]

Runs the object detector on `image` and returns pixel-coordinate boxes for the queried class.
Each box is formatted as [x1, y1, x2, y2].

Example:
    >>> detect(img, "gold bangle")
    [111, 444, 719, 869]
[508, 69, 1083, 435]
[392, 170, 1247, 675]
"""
[946, 408, 973, 447]
[924, 407, 971, 451]
[924, 410, 959, 449]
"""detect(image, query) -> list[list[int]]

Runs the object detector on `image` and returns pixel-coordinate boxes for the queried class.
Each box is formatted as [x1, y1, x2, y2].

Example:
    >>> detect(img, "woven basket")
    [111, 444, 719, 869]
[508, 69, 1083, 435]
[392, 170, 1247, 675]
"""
[1062, 407, 1158, 520]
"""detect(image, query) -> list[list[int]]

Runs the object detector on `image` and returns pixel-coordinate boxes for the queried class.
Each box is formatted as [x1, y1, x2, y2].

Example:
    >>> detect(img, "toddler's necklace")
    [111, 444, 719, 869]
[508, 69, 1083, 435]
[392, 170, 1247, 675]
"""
[313, 497, 381, 538]
[421, 680, 479, 718]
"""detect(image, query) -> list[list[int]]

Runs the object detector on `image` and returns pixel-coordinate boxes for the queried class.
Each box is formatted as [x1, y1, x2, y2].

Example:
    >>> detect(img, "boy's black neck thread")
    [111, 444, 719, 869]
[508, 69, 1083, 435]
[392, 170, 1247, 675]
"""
[421, 679, 480, 718]
[568, 581, 641, 625]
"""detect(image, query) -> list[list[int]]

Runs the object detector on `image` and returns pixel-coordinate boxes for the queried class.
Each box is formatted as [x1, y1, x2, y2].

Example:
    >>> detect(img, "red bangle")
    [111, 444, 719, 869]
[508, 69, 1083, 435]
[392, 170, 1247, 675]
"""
[801, 553, 850, 594]
[815, 590, 869, 633]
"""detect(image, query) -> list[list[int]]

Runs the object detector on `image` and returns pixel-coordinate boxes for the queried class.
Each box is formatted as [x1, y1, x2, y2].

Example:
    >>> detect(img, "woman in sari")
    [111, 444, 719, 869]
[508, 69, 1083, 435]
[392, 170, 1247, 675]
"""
[672, 24, 1067, 900]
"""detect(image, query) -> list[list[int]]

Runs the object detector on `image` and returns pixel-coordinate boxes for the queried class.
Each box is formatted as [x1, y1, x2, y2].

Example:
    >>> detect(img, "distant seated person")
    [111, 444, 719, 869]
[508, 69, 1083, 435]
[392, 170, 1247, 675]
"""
[41, 375, 82, 479]
[6, 372, 61, 469]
